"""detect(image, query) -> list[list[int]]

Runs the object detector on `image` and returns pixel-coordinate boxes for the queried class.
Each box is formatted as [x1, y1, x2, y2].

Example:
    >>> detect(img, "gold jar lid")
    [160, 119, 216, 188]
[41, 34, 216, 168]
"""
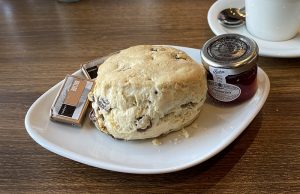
[201, 34, 258, 70]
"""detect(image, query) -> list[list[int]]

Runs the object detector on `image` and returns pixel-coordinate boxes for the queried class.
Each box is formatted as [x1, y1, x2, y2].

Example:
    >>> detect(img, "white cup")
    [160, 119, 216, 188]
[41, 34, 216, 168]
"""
[245, 0, 300, 41]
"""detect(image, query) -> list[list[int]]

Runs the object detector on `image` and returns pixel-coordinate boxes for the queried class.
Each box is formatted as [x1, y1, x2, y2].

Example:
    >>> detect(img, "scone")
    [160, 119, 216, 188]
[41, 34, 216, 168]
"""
[89, 45, 207, 140]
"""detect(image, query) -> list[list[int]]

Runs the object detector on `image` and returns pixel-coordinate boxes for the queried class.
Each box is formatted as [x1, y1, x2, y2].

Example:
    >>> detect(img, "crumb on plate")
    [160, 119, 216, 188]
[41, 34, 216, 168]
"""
[152, 138, 162, 146]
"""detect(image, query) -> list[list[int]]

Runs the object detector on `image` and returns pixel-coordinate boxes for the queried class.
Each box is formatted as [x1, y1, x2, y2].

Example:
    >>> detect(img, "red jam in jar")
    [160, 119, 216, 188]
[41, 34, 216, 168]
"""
[201, 34, 258, 103]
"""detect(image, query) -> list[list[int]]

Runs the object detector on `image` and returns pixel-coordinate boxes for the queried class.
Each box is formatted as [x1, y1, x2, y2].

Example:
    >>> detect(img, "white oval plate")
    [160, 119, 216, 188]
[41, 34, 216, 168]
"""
[208, 0, 300, 58]
[25, 46, 270, 174]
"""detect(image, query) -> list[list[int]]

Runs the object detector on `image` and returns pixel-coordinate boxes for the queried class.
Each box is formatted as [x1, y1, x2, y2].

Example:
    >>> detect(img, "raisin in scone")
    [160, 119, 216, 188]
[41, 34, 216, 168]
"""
[89, 45, 207, 140]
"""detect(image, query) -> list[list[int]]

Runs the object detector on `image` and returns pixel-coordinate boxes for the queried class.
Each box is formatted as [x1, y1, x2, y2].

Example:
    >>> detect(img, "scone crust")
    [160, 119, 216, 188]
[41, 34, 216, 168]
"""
[89, 45, 207, 140]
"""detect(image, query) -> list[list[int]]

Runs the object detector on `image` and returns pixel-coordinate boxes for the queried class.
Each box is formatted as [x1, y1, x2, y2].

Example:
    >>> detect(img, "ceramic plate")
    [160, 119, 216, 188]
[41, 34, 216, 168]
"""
[208, 0, 300, 58]
[25, 46, 270, 174]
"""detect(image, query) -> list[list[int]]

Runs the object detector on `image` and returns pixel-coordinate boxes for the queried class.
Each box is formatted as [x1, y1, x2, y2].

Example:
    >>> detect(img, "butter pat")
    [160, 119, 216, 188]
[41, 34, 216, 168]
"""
[50, 75, 94, 127]
[81, 51, 120, 80]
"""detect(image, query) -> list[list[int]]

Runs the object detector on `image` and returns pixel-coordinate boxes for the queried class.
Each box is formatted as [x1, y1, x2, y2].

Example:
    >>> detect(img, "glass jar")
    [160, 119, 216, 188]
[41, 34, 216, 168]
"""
[201, 34, 258, 103]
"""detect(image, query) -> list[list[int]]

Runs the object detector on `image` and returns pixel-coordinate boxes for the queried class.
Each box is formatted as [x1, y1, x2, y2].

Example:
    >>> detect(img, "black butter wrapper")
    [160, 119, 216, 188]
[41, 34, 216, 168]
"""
[81, 51, 120, 80]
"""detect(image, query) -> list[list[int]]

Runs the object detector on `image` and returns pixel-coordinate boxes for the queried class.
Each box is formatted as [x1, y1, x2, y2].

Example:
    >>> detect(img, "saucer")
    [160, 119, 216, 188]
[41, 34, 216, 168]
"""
[208, 0, 300, 58]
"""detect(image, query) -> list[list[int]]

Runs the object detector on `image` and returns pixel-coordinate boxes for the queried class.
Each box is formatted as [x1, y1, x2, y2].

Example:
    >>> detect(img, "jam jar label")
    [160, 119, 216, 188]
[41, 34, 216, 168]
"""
[208, 67, 241, 102]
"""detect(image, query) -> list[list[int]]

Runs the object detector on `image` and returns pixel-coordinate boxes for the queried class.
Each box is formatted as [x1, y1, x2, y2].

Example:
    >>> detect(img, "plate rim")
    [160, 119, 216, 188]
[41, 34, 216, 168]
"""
[24, 46, 270, 174]
[207, 0, 300, 58]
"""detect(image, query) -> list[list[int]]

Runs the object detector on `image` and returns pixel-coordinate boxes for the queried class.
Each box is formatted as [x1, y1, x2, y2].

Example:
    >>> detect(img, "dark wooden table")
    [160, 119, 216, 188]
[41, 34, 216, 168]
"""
[0, 0, 299, 193]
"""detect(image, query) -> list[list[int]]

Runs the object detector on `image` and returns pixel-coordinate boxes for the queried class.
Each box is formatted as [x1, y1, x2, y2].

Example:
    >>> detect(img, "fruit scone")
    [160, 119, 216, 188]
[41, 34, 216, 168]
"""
[88, 45, 207, 140]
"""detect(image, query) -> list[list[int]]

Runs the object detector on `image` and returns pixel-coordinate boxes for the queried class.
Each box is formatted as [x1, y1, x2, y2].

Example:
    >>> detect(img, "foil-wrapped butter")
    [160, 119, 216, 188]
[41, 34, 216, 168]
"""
[81, 51, 120, 80]
[50, 75, 94, 126]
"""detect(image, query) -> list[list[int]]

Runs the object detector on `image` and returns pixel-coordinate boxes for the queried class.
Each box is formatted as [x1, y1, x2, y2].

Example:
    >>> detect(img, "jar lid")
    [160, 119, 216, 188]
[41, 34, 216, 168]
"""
[201, 34, 258, 69]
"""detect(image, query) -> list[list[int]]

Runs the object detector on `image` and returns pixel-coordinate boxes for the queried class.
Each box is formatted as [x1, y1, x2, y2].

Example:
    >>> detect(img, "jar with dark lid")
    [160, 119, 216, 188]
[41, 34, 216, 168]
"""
[201, 34, 258, 103]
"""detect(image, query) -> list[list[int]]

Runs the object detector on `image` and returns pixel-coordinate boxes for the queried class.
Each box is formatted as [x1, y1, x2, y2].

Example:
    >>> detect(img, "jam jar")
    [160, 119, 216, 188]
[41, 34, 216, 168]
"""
[201, 34, 258, 103]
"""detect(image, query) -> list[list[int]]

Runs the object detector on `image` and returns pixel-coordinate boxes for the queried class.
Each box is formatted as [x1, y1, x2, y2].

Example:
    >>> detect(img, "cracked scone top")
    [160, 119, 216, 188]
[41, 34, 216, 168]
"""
[89, 45, 207, 140]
